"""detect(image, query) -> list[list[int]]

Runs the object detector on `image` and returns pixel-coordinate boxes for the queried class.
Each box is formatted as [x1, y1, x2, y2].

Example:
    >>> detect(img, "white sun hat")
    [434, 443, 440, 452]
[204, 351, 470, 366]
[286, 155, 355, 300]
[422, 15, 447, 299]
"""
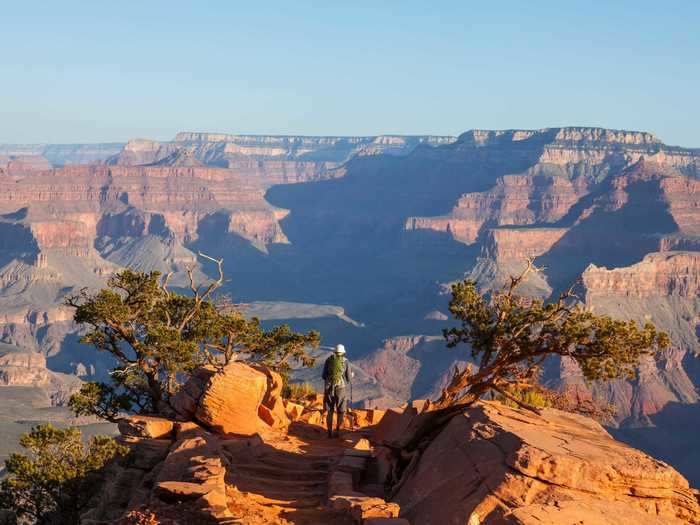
[335, 344, 346, 355]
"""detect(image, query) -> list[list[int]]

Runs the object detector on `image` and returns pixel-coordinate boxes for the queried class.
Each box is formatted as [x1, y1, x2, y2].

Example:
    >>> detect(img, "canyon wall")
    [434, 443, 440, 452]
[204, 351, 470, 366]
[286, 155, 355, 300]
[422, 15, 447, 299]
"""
[2, 126, 700, 483]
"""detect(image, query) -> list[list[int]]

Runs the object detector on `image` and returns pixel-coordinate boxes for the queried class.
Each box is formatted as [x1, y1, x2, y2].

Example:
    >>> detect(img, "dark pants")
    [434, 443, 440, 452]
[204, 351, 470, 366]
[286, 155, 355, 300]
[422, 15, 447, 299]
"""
[324, 384, 347, 434]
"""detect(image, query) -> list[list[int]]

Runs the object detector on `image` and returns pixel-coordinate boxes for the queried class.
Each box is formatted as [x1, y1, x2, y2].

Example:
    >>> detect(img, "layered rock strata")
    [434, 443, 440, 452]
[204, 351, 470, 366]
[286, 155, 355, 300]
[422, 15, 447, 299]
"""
[384, 401, 700, 524]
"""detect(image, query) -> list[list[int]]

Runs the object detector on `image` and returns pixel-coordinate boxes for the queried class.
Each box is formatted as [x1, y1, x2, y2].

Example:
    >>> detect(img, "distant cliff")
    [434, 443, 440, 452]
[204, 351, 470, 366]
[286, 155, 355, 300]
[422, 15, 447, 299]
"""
[0, 142, 124, 166]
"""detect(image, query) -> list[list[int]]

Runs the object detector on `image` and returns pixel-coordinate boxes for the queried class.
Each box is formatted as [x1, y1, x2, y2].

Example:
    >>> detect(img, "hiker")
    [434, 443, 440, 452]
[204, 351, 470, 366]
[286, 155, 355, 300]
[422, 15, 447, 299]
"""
[322, 344, 351, 438]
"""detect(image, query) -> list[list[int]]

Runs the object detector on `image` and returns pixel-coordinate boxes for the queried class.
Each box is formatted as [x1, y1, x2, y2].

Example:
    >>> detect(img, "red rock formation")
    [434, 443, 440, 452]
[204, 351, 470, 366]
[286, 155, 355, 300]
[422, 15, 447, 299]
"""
[406, 174, 587, 244]
[481, 227, 568, 260]
[388, 402, 700, 524]
[583, 252, 700, 300]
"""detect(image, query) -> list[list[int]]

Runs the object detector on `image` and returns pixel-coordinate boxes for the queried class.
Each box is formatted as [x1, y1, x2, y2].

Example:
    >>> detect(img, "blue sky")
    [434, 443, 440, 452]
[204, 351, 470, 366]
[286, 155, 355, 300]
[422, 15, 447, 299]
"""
[1, 1, 698, 146]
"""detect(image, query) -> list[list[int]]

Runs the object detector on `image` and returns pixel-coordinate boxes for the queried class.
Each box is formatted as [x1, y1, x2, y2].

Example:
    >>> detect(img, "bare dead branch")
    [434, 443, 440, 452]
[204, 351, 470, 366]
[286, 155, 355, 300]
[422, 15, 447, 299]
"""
[185, 266, 199, 298]
[160, 272, 174, 296]
[198, 251, 225, 300]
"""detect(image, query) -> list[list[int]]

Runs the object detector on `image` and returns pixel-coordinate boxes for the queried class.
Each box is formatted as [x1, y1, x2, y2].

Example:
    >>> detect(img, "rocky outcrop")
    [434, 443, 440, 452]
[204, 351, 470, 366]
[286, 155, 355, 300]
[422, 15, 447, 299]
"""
[105, 134, 457, 189]
[83, 419, 232, 524]
[0, 155, 51, 174]
[85, 360, 700, 525]
[384, 401, 700, 524]
[171, 363, 269, 436]
[106, 139, 179, 166]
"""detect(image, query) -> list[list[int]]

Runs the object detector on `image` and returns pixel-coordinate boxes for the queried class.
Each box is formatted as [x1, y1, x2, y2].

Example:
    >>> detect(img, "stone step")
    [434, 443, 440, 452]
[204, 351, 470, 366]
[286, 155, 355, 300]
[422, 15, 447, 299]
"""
[229, 462, 328, 482]
[228, 473, 327, 492]
[223, 449, 333, 470]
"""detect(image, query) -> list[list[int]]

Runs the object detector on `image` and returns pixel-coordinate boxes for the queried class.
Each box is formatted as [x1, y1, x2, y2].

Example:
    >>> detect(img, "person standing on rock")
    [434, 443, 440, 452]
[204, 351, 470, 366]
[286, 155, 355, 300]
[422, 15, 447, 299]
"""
[322, 344, 351, 438]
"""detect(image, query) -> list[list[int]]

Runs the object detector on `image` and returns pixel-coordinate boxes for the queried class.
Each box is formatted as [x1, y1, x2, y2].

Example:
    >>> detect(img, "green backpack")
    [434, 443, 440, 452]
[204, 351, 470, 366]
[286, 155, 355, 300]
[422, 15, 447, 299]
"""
[328, 354, 345, 386]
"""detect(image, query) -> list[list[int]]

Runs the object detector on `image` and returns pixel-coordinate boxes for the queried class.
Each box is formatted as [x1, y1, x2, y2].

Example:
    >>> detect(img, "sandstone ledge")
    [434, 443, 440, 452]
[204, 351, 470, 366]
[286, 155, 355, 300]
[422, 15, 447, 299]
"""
[388, 401, 699, 524]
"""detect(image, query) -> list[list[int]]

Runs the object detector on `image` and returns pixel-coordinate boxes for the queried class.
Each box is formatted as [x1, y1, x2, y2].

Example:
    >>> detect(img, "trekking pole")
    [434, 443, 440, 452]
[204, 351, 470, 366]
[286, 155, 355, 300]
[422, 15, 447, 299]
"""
[350, 380, 355, 431]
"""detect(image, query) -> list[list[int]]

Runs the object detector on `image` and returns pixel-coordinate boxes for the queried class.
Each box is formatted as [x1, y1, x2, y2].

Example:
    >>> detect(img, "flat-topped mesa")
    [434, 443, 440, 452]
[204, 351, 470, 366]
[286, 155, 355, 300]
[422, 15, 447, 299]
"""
[450, 127, 700, 176]
[456, 127, 662, 148]
[168, 132, 457, 164]
[583, 251, 700, 299]
[175, 131, 455, 147]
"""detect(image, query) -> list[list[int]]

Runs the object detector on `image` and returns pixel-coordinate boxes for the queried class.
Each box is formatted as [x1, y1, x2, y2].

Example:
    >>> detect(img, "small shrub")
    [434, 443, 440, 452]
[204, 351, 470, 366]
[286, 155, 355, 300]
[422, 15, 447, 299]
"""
[0, 424, 127, 525]
[496, 385, 552, 409]
[285, 382, 317, 402]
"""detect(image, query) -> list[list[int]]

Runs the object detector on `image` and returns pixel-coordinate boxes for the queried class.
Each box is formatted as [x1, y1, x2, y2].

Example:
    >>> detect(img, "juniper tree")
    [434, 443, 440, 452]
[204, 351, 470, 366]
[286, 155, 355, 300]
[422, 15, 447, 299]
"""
[435, 260, 669, 411]
[66, 254, 319, 420]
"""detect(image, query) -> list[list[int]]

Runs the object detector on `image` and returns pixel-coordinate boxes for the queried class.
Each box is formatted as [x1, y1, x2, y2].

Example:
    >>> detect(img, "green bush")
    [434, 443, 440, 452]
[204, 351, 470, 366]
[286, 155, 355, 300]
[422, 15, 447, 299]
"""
[0, 424, 127, 525]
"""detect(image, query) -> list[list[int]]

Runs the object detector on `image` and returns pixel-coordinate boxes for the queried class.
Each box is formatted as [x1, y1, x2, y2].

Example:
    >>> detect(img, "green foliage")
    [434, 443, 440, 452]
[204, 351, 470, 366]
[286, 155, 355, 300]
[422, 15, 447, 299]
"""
[67, 382, 132, 423]
[284, 382, 317, 402]
[0, 424, 127, 525]
[66, 262, 319, 419]
[438, 262, 670, 410]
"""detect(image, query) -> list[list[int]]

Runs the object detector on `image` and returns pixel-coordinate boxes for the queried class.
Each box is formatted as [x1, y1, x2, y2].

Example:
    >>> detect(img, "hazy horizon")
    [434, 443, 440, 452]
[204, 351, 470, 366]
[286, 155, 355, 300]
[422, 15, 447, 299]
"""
[1, 125, 698, 150]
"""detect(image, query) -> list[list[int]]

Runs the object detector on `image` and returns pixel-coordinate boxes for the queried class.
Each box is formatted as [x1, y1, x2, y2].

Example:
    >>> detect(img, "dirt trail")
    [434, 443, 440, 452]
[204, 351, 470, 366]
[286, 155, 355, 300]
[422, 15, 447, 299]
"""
[222, 422, 365, 524]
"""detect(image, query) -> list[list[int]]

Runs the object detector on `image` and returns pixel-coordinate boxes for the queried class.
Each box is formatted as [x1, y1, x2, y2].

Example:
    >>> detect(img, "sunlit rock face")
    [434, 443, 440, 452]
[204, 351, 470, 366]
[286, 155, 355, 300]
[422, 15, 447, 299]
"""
[389, 402, 700, 525]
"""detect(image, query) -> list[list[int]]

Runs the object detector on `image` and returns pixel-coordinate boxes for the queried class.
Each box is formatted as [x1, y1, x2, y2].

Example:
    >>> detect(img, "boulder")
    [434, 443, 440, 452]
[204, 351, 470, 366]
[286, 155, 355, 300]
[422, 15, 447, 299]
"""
[170, 367, 217, 420]
[171, 362, 268, 436]
[392, 401, 700, 525]
[118, 415, 174, 439]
